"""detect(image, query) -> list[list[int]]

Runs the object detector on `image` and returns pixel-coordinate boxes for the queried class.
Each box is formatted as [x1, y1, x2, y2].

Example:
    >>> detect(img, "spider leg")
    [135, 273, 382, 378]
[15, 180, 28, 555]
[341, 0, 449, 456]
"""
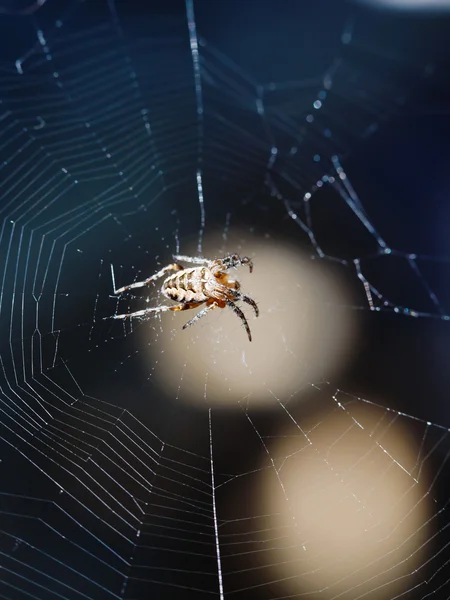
[173, 254, 211, 266]
[110, 305, 178, 320]
[221, 254, 254, 273]
[182, 302, 217, 331]
[240, 295, 259, 317]
[109, 301, 203, 321]
[227, 279, 240, 290]
[209, 280, 259, 318]
[229, 289, 259, 317]
[114, 263, 183, 295]
[227, 300, 252, 342]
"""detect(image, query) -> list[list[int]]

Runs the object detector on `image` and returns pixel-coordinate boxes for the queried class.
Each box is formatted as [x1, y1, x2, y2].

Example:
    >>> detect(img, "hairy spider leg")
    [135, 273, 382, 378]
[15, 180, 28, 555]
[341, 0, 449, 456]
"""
[114, 263, 183, 295]
[181, 298, 252, 341]
[182, 301, 217, 331]
[213, 280, 259, 318]
[111, 300, 203, 321]
[227, 301, 252, 342]
[172, 254, 211, 266]
[233, 291, 259, 317]
[220, 254, 254, 273]
[195, 283, 253, 341]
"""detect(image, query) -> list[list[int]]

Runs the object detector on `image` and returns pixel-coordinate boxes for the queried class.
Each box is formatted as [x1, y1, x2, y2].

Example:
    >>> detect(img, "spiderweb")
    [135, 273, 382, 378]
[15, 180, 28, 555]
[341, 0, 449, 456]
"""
[0, 0, 450, 599]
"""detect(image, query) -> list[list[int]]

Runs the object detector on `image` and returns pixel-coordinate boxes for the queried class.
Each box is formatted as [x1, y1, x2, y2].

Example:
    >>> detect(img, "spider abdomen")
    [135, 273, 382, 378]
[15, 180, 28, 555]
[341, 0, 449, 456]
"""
[162, 267, 210, 303]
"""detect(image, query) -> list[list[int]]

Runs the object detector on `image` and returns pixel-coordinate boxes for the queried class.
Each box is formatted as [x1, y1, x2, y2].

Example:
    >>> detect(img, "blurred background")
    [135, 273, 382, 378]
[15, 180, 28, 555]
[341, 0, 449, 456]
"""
[0, 0, 450, 598]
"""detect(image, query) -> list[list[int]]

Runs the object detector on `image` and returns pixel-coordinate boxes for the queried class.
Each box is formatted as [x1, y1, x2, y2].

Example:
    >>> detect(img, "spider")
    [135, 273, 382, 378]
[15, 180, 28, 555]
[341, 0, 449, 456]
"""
[109, 254, 259, 341]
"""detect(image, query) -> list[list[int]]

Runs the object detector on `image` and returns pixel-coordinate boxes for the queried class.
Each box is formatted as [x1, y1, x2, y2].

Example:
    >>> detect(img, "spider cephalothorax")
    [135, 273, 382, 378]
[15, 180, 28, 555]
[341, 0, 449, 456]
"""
[109, 254, 259, 341]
